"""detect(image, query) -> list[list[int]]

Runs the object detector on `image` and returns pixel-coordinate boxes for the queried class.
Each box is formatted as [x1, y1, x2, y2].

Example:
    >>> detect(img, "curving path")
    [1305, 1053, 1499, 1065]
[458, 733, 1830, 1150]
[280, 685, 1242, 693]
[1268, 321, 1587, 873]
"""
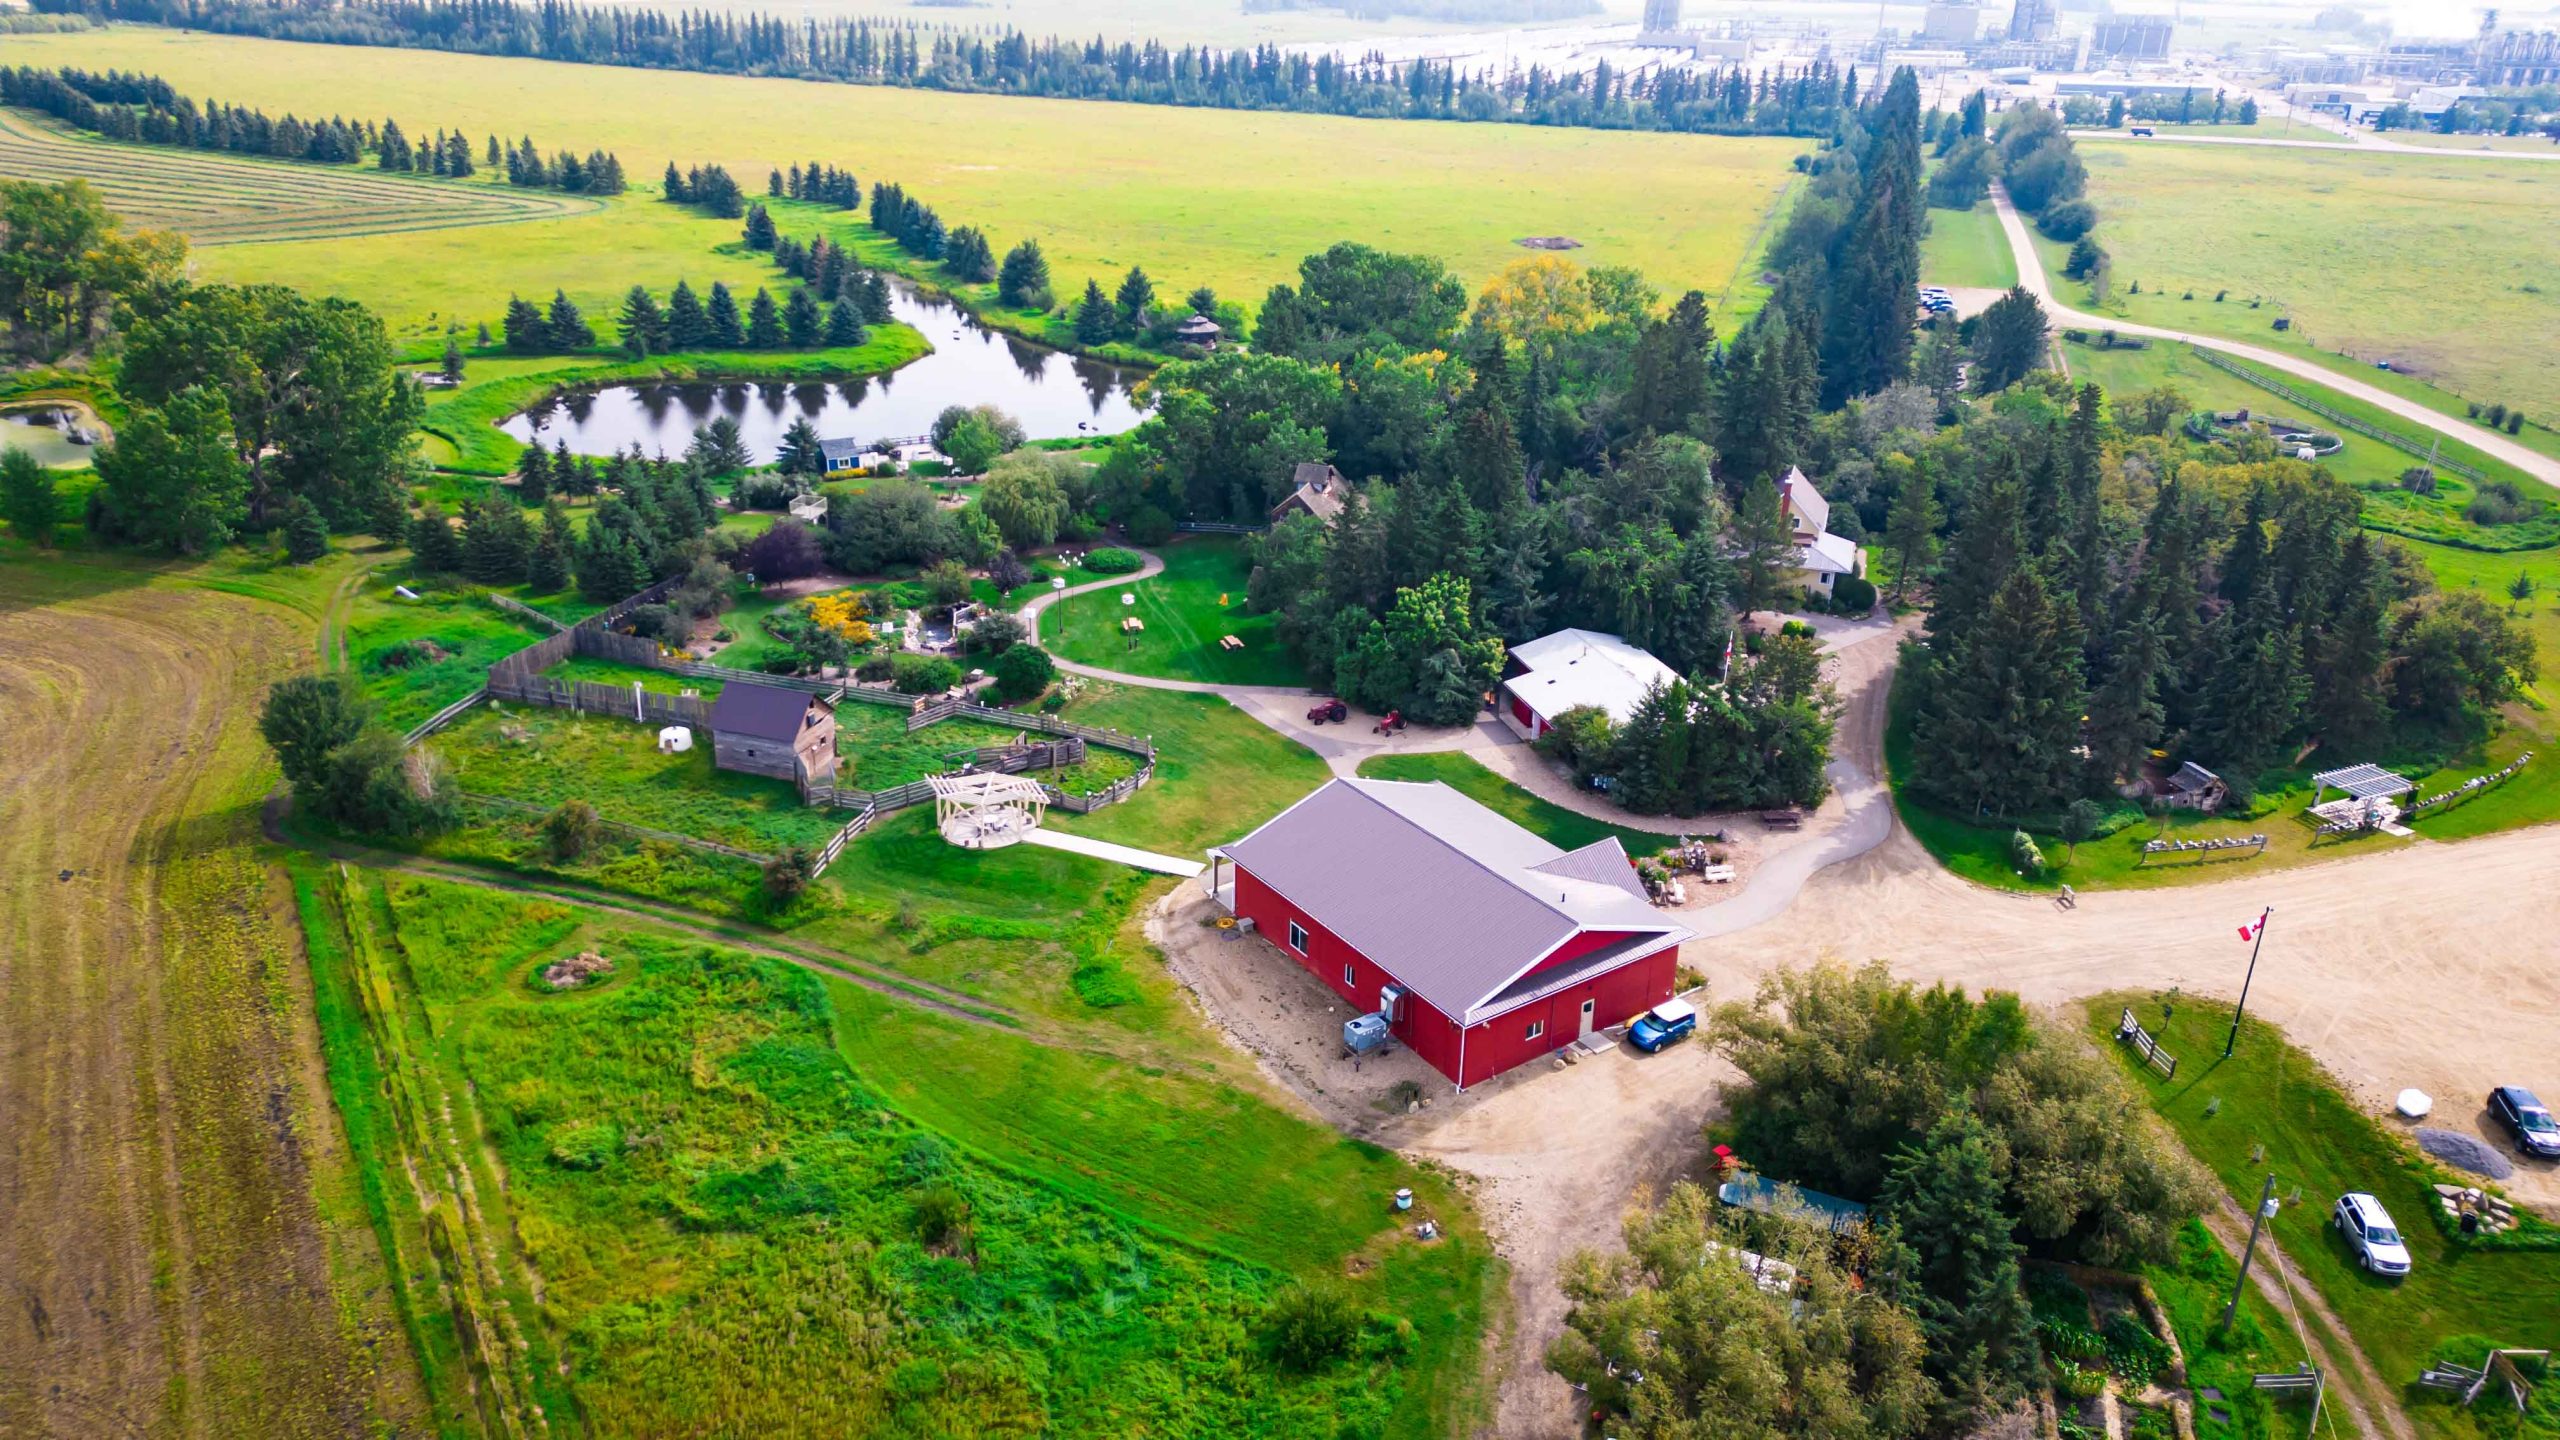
[1991, 184, 2560, 491]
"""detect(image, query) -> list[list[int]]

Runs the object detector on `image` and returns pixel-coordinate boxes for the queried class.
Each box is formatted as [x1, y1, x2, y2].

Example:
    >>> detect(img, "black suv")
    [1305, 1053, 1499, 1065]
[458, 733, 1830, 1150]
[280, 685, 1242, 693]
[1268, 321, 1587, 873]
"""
[2489, 1087, 2560, 1159]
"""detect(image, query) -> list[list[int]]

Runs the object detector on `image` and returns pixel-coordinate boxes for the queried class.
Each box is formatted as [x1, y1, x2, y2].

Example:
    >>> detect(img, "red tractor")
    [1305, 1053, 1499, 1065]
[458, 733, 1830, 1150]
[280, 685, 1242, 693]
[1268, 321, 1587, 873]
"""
[1372, 710, 1406, 736]
[1306, 698, 1349, 725]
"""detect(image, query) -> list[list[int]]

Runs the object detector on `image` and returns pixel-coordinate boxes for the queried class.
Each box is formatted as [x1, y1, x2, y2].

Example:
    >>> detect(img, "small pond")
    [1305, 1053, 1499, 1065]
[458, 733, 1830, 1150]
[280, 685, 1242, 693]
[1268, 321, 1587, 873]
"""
[500, 285, 1147, 463]
[1, 407, 101, 468]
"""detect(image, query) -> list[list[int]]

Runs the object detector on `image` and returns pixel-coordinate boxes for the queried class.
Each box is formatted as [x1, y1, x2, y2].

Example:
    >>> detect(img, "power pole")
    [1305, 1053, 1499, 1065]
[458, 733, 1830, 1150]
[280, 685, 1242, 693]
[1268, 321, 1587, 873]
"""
[2224, 904, 2272, 1059]
[2219, 1173, 2280, 1337]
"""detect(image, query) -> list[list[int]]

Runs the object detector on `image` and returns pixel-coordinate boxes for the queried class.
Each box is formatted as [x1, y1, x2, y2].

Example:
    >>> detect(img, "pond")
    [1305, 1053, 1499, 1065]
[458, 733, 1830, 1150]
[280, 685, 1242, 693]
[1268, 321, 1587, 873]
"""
[499, 285, 1148, 463]
[1, 407, 101, 468]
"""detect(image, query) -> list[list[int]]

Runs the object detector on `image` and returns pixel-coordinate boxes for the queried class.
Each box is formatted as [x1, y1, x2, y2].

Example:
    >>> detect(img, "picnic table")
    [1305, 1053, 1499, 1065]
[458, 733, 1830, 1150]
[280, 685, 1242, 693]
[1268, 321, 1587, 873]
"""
[1120, 617, 1145, 634]
[1217, 634, 1243, 651]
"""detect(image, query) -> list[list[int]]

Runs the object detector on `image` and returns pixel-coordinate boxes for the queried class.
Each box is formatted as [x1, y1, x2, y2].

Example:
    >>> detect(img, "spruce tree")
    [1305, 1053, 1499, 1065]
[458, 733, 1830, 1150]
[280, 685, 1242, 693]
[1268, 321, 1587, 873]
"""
[2084, 607, 2168, 787]
[0, 447, 63, 547]
[461, 496, 534, 582]
[705, 283, 746, 348]
[281, 494, 329, 563]
[1627, 289, 1716, 437]
[666, 281, 708, 350]
[516, 443, 551, 506]
[1729, 475, 1799, 621]
[502, 295, 550, 353]
[618, 286, 665, 359]
[824, 299, 867, 347]
[1821, 67, 1926, 404]
[1114, 265, 1155, 336]
[2197, 570, 2306, 779]
[997, 239, 1052, 308]
[745, 289, 784, 349]
[742, 202, 777, 251]
[662, 161, 688, 203]
[777, 417, 824, 475]
[1912, 568, 2086, 816]
[545, 290, 595, 351]
[860, 272, 894, 325]
[407, 507, 463, 572]
[1073, 279, 1115, 345]
[2310, 533, 2391, 752]
[1883, 458, 1941, 602]
[440, 334, 465, 383]
[783, 285, 822, 347]
[1881, 1109, 2042, 1406]
[526, 505, 573, 592]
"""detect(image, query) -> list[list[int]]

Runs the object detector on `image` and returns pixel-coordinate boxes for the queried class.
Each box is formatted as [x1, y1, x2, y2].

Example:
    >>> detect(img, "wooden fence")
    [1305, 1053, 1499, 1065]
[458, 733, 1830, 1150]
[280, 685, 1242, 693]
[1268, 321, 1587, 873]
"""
[810, 806, 875, 878]
[485, 673, 715, 729]
[488, 594, 569, 634]
[404, 689, 489, 745]
[2185, 346, 2489, 482]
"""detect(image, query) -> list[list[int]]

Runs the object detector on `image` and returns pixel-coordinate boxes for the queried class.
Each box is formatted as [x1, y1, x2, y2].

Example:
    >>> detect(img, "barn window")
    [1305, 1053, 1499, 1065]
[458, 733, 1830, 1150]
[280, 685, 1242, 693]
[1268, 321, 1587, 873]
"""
[1286, 920, 1308, 954]
[1342, 962, 1355, 987]
[1525, 1019, 1545, 1041]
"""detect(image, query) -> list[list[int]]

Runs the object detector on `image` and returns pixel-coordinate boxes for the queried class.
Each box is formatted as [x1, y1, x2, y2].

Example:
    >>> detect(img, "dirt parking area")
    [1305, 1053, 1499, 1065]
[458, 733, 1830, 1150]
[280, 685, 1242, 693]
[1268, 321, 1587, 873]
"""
[1153, 884, 1728, 1438]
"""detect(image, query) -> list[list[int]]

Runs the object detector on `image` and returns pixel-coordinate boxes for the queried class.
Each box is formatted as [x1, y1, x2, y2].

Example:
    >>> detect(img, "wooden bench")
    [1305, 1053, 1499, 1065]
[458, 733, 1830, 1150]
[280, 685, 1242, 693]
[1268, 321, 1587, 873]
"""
[1760, 810, 1804, 831]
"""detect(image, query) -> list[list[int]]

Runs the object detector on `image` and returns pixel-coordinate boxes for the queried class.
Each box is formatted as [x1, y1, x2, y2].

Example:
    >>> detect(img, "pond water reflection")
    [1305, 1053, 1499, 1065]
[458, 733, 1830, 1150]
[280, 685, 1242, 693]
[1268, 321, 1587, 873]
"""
[500, 286, 1146, 463]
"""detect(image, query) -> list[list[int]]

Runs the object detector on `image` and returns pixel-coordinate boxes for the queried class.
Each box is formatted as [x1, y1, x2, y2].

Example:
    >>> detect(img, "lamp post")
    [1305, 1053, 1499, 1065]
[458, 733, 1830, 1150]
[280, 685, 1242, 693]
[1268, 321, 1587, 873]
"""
[2219, 1174, 2280, 1337]
[2224, 904, 2272, 1059]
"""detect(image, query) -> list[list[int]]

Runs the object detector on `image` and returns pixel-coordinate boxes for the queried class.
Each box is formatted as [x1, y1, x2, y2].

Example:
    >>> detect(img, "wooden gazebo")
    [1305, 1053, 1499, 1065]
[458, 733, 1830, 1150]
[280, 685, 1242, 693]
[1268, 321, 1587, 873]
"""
[929, 771, 1049, 850]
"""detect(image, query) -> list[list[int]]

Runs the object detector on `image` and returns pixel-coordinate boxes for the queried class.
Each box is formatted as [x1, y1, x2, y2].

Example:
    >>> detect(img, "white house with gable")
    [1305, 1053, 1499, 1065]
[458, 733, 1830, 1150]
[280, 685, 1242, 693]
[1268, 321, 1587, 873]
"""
[1782, 467, 1866, 601]
[1497, 628, 1681, 741]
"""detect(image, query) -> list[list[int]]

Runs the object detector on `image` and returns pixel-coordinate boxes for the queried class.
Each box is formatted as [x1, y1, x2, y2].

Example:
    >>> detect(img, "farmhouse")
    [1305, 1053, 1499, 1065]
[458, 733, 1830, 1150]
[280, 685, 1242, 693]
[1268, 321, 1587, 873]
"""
[1270, 462, 1349, 525]
[1782, 467, 1866, 600]
[1207, 778, 1695, 1089]
[1497, 627, 1679, 741]
[709, 681, 839, 787]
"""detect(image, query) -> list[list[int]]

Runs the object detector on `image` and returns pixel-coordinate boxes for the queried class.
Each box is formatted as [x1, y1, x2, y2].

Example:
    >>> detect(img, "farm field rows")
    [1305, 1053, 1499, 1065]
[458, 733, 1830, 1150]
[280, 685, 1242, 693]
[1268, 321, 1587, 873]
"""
[0, 551, 426, 1436]
[0, 27, 1808, 339]
[2063, 139, 2560, 423]
[0, 107, 595, 244]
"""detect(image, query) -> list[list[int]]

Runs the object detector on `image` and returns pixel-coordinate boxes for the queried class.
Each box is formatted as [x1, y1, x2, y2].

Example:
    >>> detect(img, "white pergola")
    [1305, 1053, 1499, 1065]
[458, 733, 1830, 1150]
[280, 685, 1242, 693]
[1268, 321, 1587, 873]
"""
[928, 771, 1049, 850]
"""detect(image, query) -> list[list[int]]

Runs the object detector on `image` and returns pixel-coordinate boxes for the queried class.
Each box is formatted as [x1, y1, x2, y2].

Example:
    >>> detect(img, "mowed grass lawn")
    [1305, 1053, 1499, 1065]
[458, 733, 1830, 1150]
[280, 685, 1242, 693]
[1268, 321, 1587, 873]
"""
[2060, 141, 2560, 424]
[1357, 751, 1675, 859]
[1043, 537, 1304, 687]
[434, 702, 845, 851]
[1919, 199, 2016, 290]
[5, 28, 1807, 336]
[2085, 993, 2560, 1436]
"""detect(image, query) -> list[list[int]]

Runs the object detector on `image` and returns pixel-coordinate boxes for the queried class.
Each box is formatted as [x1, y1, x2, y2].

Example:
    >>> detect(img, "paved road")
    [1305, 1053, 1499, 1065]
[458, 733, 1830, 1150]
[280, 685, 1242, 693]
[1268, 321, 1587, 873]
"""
[2073, 125, 2560, 160]
[1990, 184, 2560, 491]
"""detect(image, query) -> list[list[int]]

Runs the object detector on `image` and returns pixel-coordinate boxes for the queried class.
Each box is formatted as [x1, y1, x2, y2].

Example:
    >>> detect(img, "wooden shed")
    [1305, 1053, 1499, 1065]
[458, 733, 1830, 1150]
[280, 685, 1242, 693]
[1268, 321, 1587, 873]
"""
[709, 681, 839, 787]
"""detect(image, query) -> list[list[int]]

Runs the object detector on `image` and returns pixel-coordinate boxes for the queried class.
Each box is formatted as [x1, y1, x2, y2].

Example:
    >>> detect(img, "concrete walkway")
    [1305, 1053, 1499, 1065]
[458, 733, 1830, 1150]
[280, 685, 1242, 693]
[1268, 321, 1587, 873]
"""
[1990, 184, 2560, 491]
[1022, 828, 1204, 877]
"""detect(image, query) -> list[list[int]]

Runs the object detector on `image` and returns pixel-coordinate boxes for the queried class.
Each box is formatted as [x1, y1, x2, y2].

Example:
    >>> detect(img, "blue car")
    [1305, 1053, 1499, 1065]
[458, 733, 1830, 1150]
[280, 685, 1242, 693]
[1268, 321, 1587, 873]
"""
[1629, 999, 1698, 1053]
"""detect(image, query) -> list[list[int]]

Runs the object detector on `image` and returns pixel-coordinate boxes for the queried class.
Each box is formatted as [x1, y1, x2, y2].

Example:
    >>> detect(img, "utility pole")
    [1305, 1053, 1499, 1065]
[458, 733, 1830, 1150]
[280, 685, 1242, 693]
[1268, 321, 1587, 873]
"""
[2219, 1173, 2280, 1337]
[2224, 904, 2272, 1058]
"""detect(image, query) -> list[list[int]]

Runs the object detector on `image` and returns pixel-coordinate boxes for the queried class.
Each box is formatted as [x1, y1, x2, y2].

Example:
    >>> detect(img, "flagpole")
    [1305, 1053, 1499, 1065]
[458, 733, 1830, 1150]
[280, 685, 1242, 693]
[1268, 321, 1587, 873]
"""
[2224, 905, 2272, 1059]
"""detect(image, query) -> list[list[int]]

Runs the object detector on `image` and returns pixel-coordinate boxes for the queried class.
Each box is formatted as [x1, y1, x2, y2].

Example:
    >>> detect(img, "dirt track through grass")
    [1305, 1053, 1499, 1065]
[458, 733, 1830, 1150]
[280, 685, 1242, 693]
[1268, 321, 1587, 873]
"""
[0, 108, 596, 245]
[0, 564, 424, 1436]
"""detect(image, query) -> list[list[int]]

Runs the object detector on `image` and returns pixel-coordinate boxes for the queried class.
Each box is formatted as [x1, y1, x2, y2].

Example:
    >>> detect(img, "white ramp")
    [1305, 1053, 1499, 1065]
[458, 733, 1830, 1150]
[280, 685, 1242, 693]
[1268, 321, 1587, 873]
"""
[1020, 829, 1205, 878]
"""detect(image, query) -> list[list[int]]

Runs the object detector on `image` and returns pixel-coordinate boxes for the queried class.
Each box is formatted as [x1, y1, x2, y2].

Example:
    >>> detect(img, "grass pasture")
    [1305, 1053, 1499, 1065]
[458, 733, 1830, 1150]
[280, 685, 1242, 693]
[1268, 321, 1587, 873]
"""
[0, 106, 596, 245]
[0, 27, 1807, 341]
[298, 866, 1487, 1438]
[2063, 140, 2560, 424]
[1919, 199, 2017, 290]
[2085, 994, 2560, 1438]
[1043, 537, 1303, 687]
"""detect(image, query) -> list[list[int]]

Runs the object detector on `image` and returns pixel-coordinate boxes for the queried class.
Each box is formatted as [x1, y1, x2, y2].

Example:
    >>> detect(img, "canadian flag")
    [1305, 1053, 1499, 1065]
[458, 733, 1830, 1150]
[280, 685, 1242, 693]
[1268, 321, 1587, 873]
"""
[2237, 914, 2265, 942]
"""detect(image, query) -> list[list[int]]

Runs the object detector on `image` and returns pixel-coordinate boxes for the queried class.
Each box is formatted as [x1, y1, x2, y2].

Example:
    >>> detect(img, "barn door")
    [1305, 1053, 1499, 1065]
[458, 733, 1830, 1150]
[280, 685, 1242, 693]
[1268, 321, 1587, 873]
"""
[1578, 998, 1597, 1040]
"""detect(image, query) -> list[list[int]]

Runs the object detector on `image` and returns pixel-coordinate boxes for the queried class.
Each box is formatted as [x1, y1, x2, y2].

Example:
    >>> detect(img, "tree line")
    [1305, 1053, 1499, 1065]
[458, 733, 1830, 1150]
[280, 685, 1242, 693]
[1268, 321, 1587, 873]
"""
[0, 64, 623, 193]
[45, 0, 1858, 138]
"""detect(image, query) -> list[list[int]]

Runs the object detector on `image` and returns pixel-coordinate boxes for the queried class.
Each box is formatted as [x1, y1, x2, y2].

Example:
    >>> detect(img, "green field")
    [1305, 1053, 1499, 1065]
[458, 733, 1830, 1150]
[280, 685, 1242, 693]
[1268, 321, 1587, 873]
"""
[1356, 750, 1673, 858]
[1, 27, 1806, 342]
[297, 864, 1489, 1437]
[1043, 538, 1303, 687]
[1919, 199, 2017, 290]
[2062, 141, 2560, 423]
[2086, 994, 2560, 1438]
[0, 107, 597, 244]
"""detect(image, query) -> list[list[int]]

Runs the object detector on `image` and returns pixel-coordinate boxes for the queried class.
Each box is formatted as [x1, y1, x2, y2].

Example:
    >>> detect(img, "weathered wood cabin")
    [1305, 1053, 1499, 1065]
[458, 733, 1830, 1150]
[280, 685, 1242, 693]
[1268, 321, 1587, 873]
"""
[709, 681, 839, 788]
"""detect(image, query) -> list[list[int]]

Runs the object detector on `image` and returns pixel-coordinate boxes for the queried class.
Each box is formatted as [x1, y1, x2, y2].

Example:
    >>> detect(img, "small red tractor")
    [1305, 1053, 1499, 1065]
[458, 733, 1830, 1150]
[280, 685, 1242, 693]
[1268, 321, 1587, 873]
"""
[1372, 710, 1406, 735]
[1306, 698, 1349, 725]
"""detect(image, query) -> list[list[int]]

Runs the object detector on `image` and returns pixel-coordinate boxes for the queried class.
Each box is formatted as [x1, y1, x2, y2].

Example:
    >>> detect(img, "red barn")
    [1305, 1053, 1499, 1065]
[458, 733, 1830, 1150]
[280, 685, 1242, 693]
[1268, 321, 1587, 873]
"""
[1207, 778, 1694, 1090]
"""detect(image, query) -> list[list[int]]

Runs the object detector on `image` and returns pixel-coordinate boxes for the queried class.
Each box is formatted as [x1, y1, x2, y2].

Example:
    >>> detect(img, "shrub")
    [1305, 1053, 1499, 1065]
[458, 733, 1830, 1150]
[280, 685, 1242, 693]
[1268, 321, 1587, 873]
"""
[911, 1183, 969, 1246]
[2508, 410, 2528, 434]
[2038, 199, 2099, 242]
[1779, 619, 1816, 639]
[2101, 1311, 2170, 1390]
[2400, 466, 2438, 496]
[892, 653, 964, 694]
[2486, 402, 2509, 426]
[991, 643, 1055, 702]
[546, 799, 601, 860]
[1265, 1281, 1361, 1371]
[2052, 1359, 2107, 1401]
[2466, 479, 2539, 527]
[1832, 574, 1878, 613]
[625, 603, 682, 643]
[2010, 828, 2047, 875]
[962, 611, 1026, 656]
[1124, 504, 1175, 545]
[762, 844, 815, 904]
[548, 1119, 619, 1170]
[1082, 545, 1143, 575]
